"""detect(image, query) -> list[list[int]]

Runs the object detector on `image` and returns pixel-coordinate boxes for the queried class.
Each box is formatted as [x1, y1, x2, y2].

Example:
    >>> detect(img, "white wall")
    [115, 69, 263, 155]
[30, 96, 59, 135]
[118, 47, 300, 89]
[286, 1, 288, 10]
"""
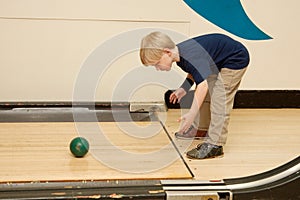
[0, 0, 299, 102]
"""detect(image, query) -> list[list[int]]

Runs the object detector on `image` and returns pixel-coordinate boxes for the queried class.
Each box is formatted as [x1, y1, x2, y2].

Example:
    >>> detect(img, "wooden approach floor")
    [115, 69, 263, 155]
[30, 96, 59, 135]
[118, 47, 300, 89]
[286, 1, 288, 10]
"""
[0, 109, 299, 183]
[162, 108, 300, 180]
[0, 121, 192, 183]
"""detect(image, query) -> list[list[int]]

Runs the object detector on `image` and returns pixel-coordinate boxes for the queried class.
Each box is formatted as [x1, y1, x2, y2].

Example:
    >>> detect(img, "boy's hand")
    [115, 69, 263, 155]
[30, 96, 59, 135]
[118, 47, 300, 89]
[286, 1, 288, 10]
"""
[169, 88, 187, 104]
[177, 111, 196, 133]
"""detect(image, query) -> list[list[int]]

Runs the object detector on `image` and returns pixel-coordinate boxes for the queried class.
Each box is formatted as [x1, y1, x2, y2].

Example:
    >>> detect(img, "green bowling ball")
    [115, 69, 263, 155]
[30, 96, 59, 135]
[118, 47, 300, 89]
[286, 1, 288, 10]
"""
[69, 137, 89, 158]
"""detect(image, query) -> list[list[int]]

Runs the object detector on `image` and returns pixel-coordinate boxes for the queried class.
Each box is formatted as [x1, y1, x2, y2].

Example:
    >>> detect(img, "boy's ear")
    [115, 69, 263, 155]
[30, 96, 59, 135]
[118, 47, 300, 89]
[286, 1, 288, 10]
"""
[163, 48, 172, 56]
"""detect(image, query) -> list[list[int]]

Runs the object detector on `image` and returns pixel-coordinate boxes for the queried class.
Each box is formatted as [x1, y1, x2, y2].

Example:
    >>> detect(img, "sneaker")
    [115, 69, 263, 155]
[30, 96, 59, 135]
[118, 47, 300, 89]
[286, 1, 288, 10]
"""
[175, 125, 207, 140]
[186, 142, 224, 159]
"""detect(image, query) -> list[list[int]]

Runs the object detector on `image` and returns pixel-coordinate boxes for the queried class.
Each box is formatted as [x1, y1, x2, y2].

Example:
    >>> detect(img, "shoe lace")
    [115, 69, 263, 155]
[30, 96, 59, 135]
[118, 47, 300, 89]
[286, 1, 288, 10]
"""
[183, 126, 194, 135]
[196, 143, 209, 150]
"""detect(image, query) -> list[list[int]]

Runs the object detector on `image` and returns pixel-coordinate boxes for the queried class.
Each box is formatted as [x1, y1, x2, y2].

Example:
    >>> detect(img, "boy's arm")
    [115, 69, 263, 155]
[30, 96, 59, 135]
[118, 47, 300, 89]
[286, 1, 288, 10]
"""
[178, 80, 208, 133]
[186, 73, 194, 81]
[181, 74, 194, 92]
[169, 73, 194, 104]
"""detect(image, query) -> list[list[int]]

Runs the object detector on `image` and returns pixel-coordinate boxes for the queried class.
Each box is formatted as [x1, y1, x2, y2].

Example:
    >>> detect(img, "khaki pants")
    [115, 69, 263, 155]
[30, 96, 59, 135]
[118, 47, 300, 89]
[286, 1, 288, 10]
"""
[194, 67, 247, 146]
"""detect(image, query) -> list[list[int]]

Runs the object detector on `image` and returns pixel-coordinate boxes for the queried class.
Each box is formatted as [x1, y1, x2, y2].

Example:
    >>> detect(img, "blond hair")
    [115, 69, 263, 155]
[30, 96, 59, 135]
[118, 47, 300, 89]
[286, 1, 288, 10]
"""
[140, 32, 176, 66]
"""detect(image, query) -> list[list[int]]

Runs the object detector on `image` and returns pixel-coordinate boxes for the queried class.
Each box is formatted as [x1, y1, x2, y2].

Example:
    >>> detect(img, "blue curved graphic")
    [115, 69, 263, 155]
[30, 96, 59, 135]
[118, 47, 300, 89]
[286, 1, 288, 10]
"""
[183, 0, 272, 40]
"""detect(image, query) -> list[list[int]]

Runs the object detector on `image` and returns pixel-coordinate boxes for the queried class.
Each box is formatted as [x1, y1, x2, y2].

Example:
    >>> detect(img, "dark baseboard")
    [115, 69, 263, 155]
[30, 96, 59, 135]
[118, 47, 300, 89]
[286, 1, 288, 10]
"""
[234, 90, 300, 108]
[164, 90, 300, 109]
[0, 90, 299, 110]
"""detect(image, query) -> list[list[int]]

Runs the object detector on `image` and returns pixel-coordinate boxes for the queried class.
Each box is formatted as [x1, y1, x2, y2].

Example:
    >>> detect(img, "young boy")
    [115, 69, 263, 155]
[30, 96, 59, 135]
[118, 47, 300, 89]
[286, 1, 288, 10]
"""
[140, 32, 249, 159]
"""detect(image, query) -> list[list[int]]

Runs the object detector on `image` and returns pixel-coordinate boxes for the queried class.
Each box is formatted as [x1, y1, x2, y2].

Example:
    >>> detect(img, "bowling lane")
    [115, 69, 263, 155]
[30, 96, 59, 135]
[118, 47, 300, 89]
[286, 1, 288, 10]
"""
[0, 121, 192, 183]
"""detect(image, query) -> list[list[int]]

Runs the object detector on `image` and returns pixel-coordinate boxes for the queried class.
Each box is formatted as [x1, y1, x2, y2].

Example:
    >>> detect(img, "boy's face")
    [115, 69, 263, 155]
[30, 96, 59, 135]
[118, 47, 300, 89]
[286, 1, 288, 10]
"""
[152, 51, 173, 71]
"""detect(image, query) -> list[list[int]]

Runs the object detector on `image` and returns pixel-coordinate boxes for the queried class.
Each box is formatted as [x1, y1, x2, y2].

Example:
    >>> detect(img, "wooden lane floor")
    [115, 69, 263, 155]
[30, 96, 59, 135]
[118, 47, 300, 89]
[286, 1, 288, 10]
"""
[1, 109, 298, 184]
[0, 121, 192, 183]
[163, 108, 300, 180]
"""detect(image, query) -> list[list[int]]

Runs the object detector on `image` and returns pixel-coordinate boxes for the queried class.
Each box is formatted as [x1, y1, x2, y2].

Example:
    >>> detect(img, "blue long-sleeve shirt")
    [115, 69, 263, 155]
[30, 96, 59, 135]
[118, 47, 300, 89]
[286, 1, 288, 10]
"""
[176, 33, 250, 85]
